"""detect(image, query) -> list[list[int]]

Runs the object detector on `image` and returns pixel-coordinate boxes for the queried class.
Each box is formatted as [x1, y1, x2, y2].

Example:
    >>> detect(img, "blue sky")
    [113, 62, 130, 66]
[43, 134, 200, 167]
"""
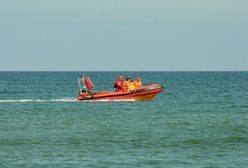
[0, 0, 247, 71]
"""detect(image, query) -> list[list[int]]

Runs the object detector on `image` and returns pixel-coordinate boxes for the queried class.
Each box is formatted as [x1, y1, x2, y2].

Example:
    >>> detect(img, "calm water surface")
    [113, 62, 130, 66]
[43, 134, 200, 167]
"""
[0, 72, 248, 167]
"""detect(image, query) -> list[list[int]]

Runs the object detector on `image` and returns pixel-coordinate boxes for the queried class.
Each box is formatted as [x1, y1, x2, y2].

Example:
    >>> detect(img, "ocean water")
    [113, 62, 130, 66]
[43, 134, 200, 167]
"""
[0, 71, 247, 168]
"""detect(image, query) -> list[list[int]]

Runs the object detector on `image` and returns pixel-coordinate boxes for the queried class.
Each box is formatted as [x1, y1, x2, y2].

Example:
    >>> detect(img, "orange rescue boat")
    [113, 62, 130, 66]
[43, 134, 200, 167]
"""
[77, 84, 163, 101]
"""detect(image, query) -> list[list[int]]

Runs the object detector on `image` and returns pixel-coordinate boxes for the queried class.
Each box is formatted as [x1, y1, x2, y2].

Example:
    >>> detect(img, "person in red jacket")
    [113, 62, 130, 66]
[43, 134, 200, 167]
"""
[114, 75, 124, 92]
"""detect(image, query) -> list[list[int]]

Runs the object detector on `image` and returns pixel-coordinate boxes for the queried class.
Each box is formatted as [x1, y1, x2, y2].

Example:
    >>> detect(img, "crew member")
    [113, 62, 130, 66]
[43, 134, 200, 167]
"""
[134, 77, 142, 88]
[122, 77, 131, 92]
[114, 76, 123, 92]
[128, 80, 136, 92]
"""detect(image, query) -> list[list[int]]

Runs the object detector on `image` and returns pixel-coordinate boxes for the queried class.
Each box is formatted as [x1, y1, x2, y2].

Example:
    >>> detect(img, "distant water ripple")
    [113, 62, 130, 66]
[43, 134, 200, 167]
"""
[0, 71, 247, 168]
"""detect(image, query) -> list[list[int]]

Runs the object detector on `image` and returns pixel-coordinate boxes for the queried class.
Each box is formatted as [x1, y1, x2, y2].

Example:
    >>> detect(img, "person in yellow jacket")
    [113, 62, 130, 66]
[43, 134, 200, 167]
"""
[134, 77, 142, 88]
[128, 80, 136, 92]
[122, 77, 131, 92]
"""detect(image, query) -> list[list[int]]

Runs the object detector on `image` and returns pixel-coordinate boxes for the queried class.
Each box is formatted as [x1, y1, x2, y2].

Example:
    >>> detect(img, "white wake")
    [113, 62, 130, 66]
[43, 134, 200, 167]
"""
[0, 98, 77, 103]
[0, 98, 136, 103]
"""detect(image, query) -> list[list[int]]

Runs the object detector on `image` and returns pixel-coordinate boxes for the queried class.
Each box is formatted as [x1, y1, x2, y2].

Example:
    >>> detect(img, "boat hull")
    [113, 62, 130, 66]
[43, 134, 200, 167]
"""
[77, 84, 164, 101]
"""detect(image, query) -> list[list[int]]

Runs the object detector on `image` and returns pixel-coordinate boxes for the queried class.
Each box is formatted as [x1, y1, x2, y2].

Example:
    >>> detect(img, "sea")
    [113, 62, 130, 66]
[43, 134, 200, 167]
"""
[0, 71, 247, 168]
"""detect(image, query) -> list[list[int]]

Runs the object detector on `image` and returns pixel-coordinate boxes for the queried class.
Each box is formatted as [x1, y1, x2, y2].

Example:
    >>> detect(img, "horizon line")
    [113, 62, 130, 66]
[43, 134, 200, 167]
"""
[0, 70, 247, 72]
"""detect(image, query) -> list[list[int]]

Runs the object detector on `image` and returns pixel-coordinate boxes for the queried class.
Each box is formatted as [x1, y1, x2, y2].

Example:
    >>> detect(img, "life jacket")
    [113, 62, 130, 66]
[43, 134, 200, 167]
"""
[114, 76, 123, 90]
[128, 82, 136, 91]
[122, 81, 129, 92]
[115, 81, 123, 90]
[134, 81, 142, 88]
